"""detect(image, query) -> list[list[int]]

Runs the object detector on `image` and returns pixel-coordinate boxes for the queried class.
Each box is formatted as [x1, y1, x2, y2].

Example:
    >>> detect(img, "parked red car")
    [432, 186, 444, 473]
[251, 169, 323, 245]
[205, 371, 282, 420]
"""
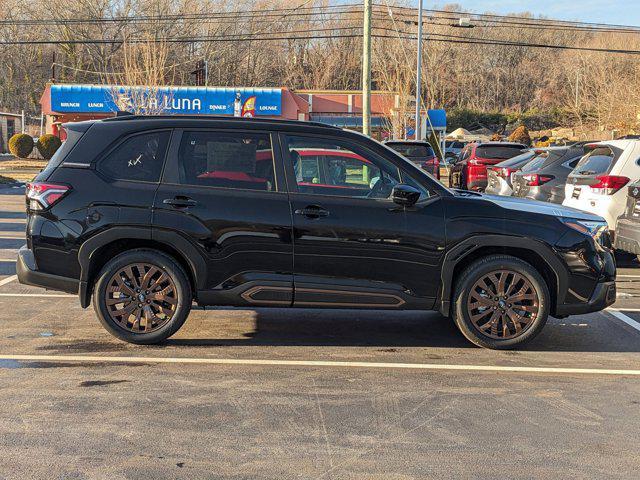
[449, 142, 527, 191]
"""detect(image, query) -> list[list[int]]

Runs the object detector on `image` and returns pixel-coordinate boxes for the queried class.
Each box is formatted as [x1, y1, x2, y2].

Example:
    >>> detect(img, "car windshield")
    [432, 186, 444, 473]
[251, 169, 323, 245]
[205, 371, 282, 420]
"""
[476, 145, 525, 160]
[573, 146, 615, 176]
[387, 143, 435, 158]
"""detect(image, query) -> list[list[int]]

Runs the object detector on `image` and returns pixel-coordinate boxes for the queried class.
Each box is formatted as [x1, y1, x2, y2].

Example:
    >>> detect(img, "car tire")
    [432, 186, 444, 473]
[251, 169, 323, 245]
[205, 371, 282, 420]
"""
[452, 255, 550, 349]
[92, 249, 192, 344]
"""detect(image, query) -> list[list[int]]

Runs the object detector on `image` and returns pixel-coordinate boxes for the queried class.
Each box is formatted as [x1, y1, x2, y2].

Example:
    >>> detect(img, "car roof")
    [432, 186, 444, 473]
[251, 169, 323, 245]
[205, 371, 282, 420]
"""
[475, 142, 527, 147]
[383, 140, 432, 145]
[587, 139, 640, 150]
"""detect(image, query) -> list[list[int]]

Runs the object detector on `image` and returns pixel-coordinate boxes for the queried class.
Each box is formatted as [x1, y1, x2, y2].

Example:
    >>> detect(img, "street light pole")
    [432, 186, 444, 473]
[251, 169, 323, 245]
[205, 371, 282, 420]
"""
[415, 0, 424, 140]
[362, 0, 372, 136]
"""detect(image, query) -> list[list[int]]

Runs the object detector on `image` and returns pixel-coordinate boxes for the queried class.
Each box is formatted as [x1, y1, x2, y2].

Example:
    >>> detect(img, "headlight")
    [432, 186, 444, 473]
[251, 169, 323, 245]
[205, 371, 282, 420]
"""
[562, 218, 608, 238]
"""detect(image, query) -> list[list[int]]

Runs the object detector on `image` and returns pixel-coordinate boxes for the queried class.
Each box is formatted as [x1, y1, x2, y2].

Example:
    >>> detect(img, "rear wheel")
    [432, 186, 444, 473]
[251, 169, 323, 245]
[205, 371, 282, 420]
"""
[92, 249, 192, 344]
[452, 255, 550, 349]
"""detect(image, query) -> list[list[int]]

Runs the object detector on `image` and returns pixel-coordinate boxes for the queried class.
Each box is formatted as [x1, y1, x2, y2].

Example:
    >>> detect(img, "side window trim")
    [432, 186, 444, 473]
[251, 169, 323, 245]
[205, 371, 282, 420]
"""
[160, 127, 282, 193]
[94, 128, 172, 184]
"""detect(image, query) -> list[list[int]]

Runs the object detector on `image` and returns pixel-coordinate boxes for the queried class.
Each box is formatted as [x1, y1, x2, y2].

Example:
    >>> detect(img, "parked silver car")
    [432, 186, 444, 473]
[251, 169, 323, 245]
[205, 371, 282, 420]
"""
[485, 150, 536, 196]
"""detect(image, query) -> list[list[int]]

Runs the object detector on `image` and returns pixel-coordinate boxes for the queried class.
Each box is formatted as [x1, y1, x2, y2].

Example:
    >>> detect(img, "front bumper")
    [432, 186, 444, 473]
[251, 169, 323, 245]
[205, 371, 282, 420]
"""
[555, 281, 617, 316]
[614, 218, 640, 255]
[16, 246, 79, 294]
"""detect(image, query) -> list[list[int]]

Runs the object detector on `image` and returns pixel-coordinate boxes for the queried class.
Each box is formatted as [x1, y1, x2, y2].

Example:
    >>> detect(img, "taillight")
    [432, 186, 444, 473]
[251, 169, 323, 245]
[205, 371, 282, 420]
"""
[26, 182, 70, 211]
[590, 175, 629, 195]
[522, 174, 554, 186]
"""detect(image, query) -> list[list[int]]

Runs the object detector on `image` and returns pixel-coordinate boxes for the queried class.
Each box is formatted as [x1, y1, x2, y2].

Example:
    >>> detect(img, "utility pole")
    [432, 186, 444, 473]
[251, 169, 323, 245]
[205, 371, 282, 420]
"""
[415, 0, 424, 140]
[362, 0, 372, 136]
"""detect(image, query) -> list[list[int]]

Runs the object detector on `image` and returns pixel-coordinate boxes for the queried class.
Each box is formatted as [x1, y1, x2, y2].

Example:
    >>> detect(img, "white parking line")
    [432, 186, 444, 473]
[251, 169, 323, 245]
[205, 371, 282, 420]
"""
[1, 354, 640, 376]
[606, 309, 640, 334]
[0, 293, 74, 298]
[0, 275, 17, 287]
[0, 258, 16, 262]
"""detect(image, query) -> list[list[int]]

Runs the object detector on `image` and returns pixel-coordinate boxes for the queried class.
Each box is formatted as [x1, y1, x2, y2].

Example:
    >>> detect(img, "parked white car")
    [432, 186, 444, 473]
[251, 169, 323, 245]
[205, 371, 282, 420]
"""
[563, 140, 640, 234]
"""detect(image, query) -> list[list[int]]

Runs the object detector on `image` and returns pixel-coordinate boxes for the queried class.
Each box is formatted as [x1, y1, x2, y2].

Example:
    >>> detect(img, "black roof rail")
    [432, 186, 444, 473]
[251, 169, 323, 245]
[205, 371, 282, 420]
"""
[101, 114, 341, 129]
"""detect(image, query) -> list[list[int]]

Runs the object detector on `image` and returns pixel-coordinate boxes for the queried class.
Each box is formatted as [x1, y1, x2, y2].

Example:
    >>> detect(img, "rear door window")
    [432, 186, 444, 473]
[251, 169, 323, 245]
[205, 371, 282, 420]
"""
[97, 131, 170, 183]
[573, 146, 615, 175]
[175, 131, 275, 191]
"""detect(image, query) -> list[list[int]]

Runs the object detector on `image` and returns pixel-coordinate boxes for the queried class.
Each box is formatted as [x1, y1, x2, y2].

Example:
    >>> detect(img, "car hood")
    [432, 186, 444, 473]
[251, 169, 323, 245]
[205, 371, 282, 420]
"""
[474, 193, 605, 221]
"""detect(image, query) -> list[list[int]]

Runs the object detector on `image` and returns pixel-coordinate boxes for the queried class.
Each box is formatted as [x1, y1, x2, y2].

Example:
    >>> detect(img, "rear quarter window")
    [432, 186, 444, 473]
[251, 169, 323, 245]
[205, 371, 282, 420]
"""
[97, 131, 170, 183]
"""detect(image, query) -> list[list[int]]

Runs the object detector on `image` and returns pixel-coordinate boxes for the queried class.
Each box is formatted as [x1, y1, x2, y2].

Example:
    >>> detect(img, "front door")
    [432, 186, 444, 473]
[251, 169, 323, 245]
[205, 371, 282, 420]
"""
[281, 134, 445, 310]
[154, 128, 294, 306]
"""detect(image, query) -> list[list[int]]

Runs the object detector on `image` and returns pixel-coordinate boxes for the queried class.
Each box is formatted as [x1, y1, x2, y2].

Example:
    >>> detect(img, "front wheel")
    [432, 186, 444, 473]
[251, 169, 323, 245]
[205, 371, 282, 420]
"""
[452, 255, 550, 349]
[92, 249, 192, 344]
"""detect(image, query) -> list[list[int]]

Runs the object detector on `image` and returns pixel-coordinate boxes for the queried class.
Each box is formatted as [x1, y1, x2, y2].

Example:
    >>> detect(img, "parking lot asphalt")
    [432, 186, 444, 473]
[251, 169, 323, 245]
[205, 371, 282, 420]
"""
[1, 188, 640, 479]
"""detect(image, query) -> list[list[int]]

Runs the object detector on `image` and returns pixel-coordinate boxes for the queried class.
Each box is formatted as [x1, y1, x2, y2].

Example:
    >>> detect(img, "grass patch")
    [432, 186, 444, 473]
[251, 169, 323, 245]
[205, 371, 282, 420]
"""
[0, 158, 47, 169]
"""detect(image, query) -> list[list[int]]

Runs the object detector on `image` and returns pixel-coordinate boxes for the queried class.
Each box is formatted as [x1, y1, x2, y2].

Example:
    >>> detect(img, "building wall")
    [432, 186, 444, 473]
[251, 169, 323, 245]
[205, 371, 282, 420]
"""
[0, 114, 23, 153]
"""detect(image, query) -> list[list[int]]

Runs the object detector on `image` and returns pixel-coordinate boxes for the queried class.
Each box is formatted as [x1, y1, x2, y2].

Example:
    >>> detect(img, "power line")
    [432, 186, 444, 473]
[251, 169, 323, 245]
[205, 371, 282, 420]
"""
[381, 4, 640, 32]
[0, 3, 364, 26]
[3, 30, 640, 56]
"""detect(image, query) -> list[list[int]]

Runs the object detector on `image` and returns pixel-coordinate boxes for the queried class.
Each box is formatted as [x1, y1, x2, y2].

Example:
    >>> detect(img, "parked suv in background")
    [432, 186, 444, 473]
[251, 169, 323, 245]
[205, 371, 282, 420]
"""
[18, 116, 616, 349]
[444, 140, 466, 162]
[512, 145, 584, 204]
[614, 180, 640, 258]
[383, 140, 440, 180]
[563, 140, 640, 235]
[449, 142, 527, 192]
[485, 149, 536, 196]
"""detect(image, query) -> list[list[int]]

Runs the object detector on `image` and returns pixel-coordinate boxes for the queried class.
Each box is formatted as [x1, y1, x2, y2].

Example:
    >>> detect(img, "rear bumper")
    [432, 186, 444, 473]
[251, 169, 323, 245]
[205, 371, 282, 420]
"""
[16, 246, 79, 294]
[614, 218, 640, 255]
[555, 281, 617, 316]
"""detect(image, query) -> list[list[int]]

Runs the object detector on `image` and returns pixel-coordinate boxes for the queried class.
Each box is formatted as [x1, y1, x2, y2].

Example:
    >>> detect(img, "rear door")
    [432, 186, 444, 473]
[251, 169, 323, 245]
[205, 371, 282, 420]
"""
[154, 128, 294, 306]
[282, 133, 446, 310]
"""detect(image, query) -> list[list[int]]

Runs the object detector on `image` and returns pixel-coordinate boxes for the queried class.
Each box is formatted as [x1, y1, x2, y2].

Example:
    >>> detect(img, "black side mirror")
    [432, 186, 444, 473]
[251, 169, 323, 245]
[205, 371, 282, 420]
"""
[391, 184, 421, 206]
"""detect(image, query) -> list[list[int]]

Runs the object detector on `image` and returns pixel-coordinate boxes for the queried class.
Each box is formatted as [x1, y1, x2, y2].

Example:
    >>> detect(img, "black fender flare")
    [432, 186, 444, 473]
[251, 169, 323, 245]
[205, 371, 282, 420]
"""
[77, 226, 208, 308]
[438, 234, 568, 317]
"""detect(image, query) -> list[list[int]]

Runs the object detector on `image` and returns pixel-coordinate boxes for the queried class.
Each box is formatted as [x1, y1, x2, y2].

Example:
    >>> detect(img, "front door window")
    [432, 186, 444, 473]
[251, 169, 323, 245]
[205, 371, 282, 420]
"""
[284, 136, 401, 199]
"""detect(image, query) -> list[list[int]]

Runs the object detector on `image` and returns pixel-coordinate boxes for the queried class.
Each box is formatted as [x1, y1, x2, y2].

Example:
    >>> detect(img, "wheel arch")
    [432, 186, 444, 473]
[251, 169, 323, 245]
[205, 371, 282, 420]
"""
[439, 235, 567, 317]
[77, 227, 207, 308]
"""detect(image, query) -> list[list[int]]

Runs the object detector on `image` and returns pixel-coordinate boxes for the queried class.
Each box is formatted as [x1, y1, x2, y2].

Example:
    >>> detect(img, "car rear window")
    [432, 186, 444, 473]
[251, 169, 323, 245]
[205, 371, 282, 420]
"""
[496, 151, 535, 168]
[573, 146, 615, 175]
[387, 143, 434, 158]
[476, 145, 524, 160]
[521, 152, 550, 172]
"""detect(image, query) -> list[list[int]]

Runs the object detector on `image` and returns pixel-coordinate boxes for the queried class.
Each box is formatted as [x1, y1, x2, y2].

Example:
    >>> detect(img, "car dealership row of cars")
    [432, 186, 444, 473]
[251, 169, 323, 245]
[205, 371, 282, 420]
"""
[439, 138, 640, 259]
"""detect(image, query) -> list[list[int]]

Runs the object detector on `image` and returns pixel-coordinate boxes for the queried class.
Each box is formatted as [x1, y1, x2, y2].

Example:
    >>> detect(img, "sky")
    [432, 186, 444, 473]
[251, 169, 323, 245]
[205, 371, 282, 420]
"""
[417, 1, 640, 26]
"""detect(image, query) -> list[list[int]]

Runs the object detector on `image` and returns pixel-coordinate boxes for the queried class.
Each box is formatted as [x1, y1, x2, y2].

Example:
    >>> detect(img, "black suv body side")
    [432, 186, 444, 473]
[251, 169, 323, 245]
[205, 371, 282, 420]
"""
[18, 116, 616, 349]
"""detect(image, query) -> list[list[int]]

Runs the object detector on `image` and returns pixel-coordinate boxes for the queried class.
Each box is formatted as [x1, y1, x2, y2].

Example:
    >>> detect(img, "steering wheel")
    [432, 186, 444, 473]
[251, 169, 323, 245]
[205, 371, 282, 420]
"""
[367, 176, 393, 199]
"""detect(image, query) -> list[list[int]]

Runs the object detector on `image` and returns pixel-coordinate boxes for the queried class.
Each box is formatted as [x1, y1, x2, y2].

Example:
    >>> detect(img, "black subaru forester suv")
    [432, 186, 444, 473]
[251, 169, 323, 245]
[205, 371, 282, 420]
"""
[17, 115, 616, 349]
